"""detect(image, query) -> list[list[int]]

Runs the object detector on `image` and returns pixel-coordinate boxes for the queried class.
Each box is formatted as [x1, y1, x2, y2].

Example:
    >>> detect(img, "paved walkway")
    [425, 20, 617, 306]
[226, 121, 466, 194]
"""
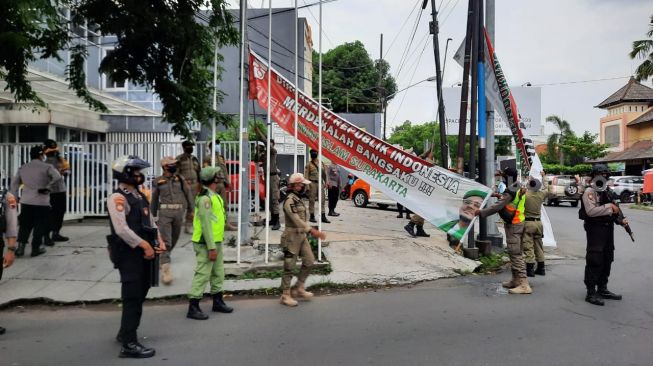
[0, 203, 483, 305]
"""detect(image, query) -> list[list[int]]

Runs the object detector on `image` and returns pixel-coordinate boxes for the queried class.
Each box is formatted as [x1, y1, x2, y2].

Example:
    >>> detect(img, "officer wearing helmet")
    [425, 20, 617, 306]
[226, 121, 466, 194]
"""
[0, 171, 19, 335]
[279, 173, 326, 307]
[107, 155, 166, 358]
[580, 163, 624, 306]
[43, 139, 71, 245]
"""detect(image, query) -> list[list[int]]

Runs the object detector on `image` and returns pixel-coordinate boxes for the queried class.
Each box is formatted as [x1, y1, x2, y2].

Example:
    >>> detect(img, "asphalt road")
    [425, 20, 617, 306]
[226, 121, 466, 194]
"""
[1, 205, 652, 366]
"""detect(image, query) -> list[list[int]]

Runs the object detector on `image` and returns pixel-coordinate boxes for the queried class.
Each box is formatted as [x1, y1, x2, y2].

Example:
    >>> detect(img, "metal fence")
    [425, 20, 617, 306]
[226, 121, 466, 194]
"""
[0, 141, 262, 220]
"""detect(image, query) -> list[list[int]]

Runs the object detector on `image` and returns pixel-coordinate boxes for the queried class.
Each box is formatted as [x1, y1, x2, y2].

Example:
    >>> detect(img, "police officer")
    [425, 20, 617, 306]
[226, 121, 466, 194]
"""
[11, 145, 62, 257]
[581, 164, 624, 306]
[523, 171, 547, 277]
[474, 167, 532, 294]
[255, 126, 282, 230]
[304, 149, 329, 223]
[1, 178, 18, 335]
[151, 156, 193, 285]
[187, 167, 233, 320]
[108, 155, 166, 358]
[43, 139, 71, 245]
[279, 173, 326, 307]
[326, 163, 341, 217]
[176, 141, 201, 233]
[203, 139, 232, 229]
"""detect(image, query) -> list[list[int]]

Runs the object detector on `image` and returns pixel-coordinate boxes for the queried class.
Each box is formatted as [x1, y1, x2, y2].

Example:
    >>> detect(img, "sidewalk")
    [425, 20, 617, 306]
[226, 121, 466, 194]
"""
[0, 203, 480, 305]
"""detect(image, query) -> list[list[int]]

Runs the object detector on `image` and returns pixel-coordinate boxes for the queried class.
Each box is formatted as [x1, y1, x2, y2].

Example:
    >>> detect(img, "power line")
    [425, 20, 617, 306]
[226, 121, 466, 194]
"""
[390, 33, 432, 123]
[440, 0, 460, 26]
[394, 4, 426, 81]
[531, 76, 631, 87]
[301, 0, 335, 48]
[383, 0, 421, 59]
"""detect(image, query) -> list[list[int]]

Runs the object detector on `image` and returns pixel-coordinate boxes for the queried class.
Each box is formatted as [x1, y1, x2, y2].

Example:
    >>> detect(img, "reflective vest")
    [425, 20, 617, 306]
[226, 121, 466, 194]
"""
[192, 189, 225, 244]
[500, 191, 526, 225]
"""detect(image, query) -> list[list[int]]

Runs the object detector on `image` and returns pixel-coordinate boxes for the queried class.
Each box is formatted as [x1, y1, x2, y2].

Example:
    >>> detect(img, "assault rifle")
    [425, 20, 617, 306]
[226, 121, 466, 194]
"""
[142, 226, 160, 287]
[609, 191, 635, 242]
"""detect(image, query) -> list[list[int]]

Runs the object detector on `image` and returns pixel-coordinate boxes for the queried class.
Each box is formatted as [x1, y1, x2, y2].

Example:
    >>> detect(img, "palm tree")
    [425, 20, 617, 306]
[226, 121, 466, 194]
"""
[546, 115, 574, 165]
[630, 15, 653, 83]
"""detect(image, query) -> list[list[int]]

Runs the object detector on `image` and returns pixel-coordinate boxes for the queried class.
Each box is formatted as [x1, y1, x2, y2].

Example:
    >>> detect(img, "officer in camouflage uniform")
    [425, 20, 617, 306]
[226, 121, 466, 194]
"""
[255, 125, 281, 230]
[279, 173, 326, 307]
[176, 141, 201, 234]
[151, 156, 194, 285]
[186, 167, 233, 320]
[1, 177, 18, 335]
[523, 171, 547, 277]
[304, 149, 329, 223]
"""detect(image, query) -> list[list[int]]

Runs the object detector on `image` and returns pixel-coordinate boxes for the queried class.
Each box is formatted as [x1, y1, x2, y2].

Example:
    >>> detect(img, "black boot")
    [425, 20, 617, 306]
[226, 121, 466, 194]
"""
[535, 262, 546, 276]
[31, 246, 46, 257]
[526, 263, 535, 277]
[585, 288, 605, 306]
[119, 342, 155, 358]
[321, 213, 331, 223]
[52, 232, 69, 242]
[0, 326, 5, 335]
[328, 210, 340, 217]
[415, 225, 430, 237]
[396, 212, 403, 218]
[44, 233, 55, 247]
[598, 287, 622, 300]
[309, 214, 317, 223]
[186, 299, 209, 320]
[271, 214, 281, 231]
[15, 242, 26, 257]
[404, 222, 416, 237]
[212, 292, 234, 313]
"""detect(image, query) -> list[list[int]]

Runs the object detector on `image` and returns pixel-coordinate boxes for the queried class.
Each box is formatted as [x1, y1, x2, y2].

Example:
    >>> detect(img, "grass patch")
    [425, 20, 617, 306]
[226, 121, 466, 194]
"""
[629, 204, 653, 211]
[474, 253, 509, 274]
[227, 263, 333, 280]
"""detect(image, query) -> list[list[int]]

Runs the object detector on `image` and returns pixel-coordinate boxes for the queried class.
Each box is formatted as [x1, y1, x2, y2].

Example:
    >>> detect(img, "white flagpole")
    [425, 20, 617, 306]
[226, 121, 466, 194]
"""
[237, 0, 248, 264]
[317, 0, 323, 261]
[293, 0, 299, 172]
[265, 0, 272, 263]
[212, 39, 218, 167]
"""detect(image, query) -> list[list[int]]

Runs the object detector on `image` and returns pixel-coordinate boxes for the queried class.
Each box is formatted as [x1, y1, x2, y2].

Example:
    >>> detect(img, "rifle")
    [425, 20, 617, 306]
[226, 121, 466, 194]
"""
[610, 195, 635, 242]
[141, 226, 160, 287]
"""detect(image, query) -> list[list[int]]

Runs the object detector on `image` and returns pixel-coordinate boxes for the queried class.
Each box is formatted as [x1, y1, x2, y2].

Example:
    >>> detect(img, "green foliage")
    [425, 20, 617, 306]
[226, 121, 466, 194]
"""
[560, 131, 609, 163]
[474, 253, 509, 274]
[215, 117, 266, 142]
[313, 41, 397, 113]
[629, 15, 653, 83]
[542, 163, 592, 175]
[0, 0, 239, 139]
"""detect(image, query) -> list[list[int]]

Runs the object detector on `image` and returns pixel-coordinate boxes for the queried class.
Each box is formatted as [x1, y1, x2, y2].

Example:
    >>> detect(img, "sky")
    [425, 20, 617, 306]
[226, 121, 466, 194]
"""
[240, 0, 651, 137]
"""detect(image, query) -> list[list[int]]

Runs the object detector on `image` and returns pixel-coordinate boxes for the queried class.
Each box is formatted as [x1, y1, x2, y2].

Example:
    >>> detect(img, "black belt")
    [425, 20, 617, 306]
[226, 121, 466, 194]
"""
[525, 217, 541, 221]
[310, 180, 319, 183]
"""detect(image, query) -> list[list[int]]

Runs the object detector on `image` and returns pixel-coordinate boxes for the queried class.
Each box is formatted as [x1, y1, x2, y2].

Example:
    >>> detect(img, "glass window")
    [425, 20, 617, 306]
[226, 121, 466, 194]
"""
[56, 127, 69, 142]
[18, 126, 48, 143]
[605, 125, 620, 147]
[69, 129, 81, 142]
[102, 48, 127, 90]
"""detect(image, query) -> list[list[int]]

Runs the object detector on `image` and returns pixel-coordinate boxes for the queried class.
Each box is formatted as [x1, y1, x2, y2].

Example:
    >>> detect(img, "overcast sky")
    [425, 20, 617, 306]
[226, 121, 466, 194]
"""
[242, 0, 651, 137]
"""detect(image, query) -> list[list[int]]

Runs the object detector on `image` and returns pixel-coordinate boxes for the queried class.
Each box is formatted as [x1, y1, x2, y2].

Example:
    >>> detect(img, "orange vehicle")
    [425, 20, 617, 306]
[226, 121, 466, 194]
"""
[224, 160, 266, 210]
[349, 178, 396, 209]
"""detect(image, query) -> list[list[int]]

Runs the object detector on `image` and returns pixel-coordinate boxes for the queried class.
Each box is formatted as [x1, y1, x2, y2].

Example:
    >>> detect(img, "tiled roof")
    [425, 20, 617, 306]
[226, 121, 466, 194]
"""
[628, 108, 653, 126]
[590, 140, 653, 163]
[596, 77, 653, 109]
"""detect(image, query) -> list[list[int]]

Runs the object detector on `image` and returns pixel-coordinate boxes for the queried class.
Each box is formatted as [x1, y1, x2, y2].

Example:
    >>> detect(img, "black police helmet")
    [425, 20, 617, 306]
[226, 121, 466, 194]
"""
[43, 139, 57, 149]
[591, 164, 609, 176]
[30, 145, 44, 159]
[182, 140, 195, 148]
[112, 155, 151, 185]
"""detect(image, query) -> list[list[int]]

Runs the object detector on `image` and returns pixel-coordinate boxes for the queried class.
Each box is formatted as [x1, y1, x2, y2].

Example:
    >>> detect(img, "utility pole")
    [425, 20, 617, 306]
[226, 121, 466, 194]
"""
[425, 0, 448, 167]
[478, 0, 487, 240]
[456, 0, 474, 175]
[379, 33, 387, 140]
[467, 0, 480, 249]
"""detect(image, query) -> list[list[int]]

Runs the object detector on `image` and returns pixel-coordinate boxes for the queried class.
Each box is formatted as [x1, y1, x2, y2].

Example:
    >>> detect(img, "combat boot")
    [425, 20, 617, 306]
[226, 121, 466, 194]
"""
[15, 242, 26, 257]
[502, 276, 518, 289]
[186, 299, 209, 320]
[52, 232, 69, 242]
[328, 210, 340, 217]
[291, 281, 314, 300]
[321, 213, 331, 223]
[404, 222, 416, 237]
[271, 214, 281, 230]
[161, 263, 173, 285]
[309, 214, 317, 223]
[585, 288, 605, 306]
[508, 278, 533, 294]
[396, 211, 403, 218]
[415, 225, 430, 237]
[535, 262, 546, 276]
[0, 326, 5, 335]
[44, 234, 55, 247]
[212, 292, 233, 313]
[598, 287, 622, 300]
[280, 289, 298, 307]
[31, 247, 46, 257]
[119, 342, 155, 358]
[526, 263, 535, 277]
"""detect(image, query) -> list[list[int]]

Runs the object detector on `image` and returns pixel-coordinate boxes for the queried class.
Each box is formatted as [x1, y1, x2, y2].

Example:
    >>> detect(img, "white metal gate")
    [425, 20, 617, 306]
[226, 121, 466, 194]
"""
[0, 141, 261, 219]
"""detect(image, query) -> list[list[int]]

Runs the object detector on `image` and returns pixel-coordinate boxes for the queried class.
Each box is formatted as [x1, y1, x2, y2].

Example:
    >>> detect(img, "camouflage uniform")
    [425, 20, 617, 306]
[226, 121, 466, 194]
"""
[304, 159, 327, 216]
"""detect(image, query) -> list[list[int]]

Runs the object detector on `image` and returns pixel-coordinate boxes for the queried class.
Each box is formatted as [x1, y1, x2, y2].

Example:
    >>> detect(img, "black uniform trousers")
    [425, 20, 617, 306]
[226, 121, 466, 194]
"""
[327, 186, 339, 212]
[117, 247, 152, 345]
[17, 204, 50, 251]
[584, 221, 615, 291]
[49, 192, 66, 234]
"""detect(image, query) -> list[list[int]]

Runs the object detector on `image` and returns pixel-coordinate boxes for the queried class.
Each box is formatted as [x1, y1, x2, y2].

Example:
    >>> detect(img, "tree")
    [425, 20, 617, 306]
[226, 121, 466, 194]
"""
[0, 0, 239, 138]
[630, 15, 653, 83]
[560, 131, 609, 164]
[313, 41, 397, 113]
[545, 115, 574, 165]
[388, 120, 468, 167]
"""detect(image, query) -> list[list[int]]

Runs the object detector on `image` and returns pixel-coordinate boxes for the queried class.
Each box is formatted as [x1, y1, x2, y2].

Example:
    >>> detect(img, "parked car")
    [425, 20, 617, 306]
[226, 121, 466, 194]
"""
[349, 178, 395, 209]
[225, 160, 266, 211]
[545, 174, 583, 207]
[608, 176, 643, 203]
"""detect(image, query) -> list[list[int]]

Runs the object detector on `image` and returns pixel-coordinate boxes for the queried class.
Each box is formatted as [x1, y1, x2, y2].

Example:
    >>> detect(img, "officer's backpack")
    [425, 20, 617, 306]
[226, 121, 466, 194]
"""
[0, 189, 7, 233]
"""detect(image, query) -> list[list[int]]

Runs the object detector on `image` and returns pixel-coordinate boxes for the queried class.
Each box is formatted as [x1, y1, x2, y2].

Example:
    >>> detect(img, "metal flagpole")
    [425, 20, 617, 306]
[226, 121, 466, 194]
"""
[237, 0, 249, 264]
[293, 0, 299, 172]
[212, 39, 218, 167]
[265, 0, 272, 263]
[317, 0, 323, 261]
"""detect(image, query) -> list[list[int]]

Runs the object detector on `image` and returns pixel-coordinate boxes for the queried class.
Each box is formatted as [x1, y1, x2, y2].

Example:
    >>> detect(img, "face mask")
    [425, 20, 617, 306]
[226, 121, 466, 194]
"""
[46, 152, 56, 157]
[184, 147, 194, 154]
[167, 166, 177, 174]
[310, 153, 318, 159]
[134, 174, 145, 186]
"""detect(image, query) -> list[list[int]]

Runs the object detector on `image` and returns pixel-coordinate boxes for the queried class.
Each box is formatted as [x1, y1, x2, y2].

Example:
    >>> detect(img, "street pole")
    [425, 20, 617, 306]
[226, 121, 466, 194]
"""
[467, 0, 479, 249]
[427, 0, 448, 167]
[456, 0, 474, 175]
[477, 0, 487, 240]
[237, 0, 250, 263]
[379, 33, 386, 140]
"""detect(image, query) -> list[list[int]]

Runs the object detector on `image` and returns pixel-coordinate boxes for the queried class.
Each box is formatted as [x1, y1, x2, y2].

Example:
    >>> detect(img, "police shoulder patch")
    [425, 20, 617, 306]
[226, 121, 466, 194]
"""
[157, 179, 167, 185]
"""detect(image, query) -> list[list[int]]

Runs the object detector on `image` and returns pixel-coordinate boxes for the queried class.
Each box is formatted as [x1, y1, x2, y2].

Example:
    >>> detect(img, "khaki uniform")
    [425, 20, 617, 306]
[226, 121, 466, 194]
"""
[280, 191, 315, 290]
[151, 174, 193, 264]
[263, 146, 280, 215]
[175, 153, 201, 193]
[0, 192, 18, 281]
[304, 159, 327, 215]
[523, 189, 546, 264]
